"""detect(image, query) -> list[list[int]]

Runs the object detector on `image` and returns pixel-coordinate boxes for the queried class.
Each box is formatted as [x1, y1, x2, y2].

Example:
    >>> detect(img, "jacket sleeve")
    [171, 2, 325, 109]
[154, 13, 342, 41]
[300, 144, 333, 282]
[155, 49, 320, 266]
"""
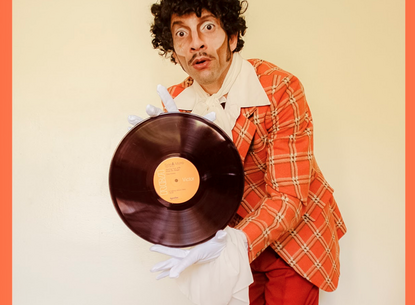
[234, 74, 315, 262]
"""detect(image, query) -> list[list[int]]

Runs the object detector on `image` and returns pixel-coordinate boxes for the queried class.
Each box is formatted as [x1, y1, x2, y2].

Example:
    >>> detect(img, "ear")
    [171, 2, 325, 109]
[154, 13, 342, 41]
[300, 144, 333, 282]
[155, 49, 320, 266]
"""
[229, 34, 238, 52]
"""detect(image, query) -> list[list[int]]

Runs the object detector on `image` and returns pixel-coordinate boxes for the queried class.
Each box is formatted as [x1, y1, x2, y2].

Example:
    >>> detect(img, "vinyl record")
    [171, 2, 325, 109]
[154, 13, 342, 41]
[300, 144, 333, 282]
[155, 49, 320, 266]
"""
[109, 113, 244, 247]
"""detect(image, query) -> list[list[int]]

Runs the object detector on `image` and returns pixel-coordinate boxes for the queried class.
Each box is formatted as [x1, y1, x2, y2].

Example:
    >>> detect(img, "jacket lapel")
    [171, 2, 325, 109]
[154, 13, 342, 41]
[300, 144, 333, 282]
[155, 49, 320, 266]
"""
[232, 107, 257, 164]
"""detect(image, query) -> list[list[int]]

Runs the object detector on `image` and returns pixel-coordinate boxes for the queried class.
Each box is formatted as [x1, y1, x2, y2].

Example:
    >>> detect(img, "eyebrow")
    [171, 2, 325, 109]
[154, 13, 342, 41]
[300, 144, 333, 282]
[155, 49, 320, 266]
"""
[171, 20, 184, 28]
[171, 13, 217, 29]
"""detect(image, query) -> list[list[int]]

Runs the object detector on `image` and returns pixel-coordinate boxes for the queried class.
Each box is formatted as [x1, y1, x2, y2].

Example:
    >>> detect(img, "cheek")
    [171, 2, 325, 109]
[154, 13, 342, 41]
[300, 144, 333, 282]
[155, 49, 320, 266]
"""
[212, 34, 227, 55]
[174, 46, 185, 57]
[173, 39, 186, 57]
[216, 37, 228, 58]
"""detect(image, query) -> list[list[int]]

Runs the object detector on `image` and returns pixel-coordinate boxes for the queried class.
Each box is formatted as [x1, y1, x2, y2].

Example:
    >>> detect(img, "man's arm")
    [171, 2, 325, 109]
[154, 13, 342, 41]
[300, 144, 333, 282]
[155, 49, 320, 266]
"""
[235, 74, 315, 262]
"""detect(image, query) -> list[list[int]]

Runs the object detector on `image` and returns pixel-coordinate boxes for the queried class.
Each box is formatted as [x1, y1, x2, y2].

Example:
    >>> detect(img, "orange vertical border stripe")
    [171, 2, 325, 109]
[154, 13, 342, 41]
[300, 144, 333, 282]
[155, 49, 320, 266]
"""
[0, 0, 12, 303]
[0, 0, 12, 304]
[407, 0, 414, 304]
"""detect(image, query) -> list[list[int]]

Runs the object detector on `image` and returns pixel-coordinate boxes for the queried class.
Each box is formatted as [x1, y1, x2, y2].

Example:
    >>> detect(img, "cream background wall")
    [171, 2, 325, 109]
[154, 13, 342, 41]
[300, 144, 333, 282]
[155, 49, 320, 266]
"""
[13, 0, 405, 304]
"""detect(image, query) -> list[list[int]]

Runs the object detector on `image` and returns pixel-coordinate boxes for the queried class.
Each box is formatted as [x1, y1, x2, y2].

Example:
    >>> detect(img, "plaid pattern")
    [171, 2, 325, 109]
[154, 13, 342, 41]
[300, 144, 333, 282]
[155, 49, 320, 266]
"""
[167, 59, 346, 292]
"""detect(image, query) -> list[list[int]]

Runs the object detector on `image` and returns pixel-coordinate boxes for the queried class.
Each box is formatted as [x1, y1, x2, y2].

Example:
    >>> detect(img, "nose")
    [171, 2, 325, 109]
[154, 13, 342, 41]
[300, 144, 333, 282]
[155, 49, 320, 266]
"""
[190, 31, 205, 51]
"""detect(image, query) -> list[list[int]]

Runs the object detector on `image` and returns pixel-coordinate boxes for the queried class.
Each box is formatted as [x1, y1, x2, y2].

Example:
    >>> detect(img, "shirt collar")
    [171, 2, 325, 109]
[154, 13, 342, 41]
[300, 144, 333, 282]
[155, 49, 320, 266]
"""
[174, 56, 270, 111]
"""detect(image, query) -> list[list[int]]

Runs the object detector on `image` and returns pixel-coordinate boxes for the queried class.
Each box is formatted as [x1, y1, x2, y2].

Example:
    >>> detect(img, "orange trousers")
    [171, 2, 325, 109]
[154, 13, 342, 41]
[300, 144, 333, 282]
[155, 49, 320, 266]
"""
[249, 247, 319, 305]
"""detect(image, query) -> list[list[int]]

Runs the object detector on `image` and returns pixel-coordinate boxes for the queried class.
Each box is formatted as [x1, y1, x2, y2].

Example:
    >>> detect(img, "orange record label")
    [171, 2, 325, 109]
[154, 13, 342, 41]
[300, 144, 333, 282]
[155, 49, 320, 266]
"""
[153, 157, 200, 204]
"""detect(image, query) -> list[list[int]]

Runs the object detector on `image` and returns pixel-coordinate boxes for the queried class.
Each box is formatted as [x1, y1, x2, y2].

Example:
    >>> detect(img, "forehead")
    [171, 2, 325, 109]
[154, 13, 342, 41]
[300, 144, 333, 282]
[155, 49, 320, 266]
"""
[170, 9, 219, 28]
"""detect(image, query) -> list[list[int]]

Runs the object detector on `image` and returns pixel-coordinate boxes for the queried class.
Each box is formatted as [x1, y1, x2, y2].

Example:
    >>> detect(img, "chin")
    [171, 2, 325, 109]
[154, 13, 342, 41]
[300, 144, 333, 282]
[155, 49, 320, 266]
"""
[195, 73, 217, 85]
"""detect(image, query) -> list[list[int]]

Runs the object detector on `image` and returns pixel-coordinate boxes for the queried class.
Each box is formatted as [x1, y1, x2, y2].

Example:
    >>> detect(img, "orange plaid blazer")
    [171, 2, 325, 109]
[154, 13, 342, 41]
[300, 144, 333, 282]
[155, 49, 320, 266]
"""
[167, 59, 347, 292]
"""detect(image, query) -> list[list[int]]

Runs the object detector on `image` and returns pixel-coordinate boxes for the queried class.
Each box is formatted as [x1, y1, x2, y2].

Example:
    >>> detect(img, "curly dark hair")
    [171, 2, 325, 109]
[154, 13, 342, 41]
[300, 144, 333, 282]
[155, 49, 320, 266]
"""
[150, 0, 248, 63]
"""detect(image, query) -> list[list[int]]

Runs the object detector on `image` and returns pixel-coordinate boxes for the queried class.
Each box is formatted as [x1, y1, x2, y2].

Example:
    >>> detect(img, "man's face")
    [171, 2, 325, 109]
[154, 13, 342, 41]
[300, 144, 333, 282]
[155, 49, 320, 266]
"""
[170, 10, 237, 95]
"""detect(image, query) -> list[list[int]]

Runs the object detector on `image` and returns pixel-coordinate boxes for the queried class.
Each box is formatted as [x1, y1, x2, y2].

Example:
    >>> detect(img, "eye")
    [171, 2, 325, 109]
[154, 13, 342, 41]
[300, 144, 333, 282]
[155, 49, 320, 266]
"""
[203, 22, 215, 31]
[175, 30, 187, 38]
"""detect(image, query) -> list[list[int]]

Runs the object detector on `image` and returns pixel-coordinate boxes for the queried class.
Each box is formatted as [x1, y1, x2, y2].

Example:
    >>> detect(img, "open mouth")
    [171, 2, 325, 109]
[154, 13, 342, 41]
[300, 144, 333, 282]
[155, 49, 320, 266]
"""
[192, 57, 210, 66]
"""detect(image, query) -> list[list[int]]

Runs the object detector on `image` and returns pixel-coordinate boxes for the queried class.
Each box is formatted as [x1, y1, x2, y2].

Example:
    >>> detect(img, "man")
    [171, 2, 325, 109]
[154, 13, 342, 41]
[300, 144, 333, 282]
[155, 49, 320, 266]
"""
[137, 0, 347, 304]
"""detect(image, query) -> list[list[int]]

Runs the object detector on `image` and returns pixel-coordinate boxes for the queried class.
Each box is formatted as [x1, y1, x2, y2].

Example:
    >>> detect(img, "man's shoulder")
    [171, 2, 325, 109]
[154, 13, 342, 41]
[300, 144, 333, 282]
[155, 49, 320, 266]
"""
[168, 77, 194, 99]
[247, 58, 294, 79]
[247, 59, 303, 94]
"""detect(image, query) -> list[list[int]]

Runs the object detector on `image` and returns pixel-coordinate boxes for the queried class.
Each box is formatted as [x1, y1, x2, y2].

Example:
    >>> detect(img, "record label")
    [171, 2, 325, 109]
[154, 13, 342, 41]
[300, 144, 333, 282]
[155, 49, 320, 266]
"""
[153, 156, 200, 204]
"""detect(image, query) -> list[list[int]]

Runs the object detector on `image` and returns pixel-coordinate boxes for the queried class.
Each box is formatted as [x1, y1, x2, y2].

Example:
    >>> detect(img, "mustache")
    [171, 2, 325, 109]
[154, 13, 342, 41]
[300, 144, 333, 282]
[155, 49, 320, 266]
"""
[188, 52, 213, 65]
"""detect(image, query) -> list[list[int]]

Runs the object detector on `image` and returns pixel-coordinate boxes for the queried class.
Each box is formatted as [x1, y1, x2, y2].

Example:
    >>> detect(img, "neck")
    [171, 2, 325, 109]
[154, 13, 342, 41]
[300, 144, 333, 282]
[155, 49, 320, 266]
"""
[200, 55, 234, 95]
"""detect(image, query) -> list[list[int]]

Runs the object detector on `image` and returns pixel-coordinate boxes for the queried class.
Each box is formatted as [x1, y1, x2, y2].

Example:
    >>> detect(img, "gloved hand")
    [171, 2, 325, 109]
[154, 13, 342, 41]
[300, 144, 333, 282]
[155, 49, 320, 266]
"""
[150, 230, 228, 280]
[128, 84, 215, 127]
[146, 84, 179, 116]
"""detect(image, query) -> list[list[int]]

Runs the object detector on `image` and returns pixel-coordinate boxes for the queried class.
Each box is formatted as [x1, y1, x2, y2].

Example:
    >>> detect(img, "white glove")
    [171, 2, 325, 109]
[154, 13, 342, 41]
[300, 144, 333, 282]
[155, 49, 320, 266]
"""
[128, 84, 216, 127]
[150, 230, 228, 280]
[145, 84, 179, 116]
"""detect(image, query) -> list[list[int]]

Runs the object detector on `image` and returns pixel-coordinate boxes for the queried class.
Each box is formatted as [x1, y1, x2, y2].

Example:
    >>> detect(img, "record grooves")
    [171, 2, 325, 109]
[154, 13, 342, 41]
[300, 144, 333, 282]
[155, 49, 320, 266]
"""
[109, 113, 244, 247]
